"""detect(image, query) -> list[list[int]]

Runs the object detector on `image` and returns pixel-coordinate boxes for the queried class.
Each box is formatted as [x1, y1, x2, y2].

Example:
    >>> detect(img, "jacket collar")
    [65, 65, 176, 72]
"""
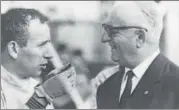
[1, 65, 38, 90]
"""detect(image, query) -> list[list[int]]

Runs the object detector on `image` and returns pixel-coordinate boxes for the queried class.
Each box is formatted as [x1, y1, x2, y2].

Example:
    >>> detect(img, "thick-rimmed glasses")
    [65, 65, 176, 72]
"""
[102, 24, 148, 38]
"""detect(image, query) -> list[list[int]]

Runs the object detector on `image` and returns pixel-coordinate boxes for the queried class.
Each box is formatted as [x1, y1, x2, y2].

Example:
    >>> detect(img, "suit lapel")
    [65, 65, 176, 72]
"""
[103, 66, 125, 108]
[127, 54, 168, 108]
[113, 66, 125, 106]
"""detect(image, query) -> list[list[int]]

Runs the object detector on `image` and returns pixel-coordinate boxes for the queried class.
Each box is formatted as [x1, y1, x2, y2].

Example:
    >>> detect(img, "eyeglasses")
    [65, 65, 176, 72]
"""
[102, 24, 148, 38]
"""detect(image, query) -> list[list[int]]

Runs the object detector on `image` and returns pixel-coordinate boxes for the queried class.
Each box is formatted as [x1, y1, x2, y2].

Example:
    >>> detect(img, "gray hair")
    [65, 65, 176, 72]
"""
[112, 1, 166, 42]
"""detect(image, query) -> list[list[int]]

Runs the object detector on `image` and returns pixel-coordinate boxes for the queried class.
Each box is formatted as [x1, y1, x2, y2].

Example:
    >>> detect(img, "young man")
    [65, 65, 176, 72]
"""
[1, 8, 75, 109]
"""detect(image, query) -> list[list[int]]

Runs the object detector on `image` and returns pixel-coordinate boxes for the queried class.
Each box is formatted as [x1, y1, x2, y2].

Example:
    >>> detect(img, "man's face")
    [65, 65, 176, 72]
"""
[17, 19, 52, 78]
[101, 20, 138, 68]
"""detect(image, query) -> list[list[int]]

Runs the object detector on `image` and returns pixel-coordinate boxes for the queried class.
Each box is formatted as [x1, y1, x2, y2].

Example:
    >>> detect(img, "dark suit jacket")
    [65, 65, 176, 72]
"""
[97, 54, 179, 109]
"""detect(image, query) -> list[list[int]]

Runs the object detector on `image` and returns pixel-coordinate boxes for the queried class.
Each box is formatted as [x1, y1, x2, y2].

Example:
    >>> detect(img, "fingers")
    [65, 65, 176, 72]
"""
[44, 64, 72, 81]
[49, 63, 71, 75]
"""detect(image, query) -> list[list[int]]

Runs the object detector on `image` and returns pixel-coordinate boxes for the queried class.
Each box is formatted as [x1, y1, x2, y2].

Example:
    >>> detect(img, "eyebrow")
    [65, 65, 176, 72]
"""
[37, 40, 50, 46]
[102, 24, 121, 30]
[102, 24, 148, 32]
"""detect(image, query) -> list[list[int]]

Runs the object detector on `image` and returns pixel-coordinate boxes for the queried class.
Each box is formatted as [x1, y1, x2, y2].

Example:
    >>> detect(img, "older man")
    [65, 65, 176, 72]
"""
[1, 8, 76, 109]
[97, 1, 179, 109]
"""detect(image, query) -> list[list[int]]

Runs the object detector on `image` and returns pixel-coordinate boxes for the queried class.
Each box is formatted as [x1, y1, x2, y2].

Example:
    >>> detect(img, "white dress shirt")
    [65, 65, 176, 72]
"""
[119, 50, 160, 102]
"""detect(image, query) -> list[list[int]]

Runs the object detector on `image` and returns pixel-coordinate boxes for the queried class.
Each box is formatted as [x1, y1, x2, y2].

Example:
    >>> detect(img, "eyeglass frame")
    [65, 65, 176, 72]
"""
[102, 24, 148, 38]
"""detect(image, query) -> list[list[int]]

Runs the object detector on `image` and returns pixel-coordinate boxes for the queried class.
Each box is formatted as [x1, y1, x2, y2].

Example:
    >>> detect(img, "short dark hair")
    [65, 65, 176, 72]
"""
[1, 8, 49, 52]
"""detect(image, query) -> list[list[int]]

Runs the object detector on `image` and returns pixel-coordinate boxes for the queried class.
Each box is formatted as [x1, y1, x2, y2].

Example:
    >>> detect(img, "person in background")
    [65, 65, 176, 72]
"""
[1, 8, 75, 109]
[73, 49, 98, 108]
[96, 1, 179, 109]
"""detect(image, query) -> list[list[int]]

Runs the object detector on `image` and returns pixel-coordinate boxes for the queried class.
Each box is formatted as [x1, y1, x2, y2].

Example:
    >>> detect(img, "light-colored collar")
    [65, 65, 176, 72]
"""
[132, 49, 160, 79]
[1, 65, 38, 90]
[123, 49, 160, 80]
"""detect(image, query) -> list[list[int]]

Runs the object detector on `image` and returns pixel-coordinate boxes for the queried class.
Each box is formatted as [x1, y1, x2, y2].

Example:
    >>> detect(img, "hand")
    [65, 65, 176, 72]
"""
[42, 63, 71, 83]
[36, 64, 76, 103]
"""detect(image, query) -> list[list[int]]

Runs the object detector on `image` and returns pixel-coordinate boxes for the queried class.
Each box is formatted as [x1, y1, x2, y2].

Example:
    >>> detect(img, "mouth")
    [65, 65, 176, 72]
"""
[39, 63, 48, 70]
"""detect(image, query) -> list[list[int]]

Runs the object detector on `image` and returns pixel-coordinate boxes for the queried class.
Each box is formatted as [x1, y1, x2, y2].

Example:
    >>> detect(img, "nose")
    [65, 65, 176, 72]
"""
[101, 31, 111, 43]
[43, 49, 52, 60]
[43, 44, 53, 60]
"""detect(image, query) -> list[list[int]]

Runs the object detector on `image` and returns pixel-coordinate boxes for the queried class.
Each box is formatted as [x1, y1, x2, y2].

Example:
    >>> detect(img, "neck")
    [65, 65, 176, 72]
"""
[1, 54, 28, 79]
[126, 46, 159, 69]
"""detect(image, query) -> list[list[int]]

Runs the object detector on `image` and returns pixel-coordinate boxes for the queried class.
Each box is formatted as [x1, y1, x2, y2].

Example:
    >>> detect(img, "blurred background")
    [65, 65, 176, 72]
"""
[1, 1, 179, 108]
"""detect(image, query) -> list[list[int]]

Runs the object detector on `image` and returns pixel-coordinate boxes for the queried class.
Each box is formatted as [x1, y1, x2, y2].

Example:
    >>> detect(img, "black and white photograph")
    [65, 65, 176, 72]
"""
[1, 1, 179, 109]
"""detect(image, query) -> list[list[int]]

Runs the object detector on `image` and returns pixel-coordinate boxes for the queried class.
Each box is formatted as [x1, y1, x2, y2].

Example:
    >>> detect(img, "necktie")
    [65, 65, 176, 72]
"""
[118, 70, 134, 108]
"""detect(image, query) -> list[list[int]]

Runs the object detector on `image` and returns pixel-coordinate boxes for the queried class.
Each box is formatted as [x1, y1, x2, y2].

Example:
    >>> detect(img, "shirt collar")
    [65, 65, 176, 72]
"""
[122, 49, 160, 81]
[132, 49, 160, 79]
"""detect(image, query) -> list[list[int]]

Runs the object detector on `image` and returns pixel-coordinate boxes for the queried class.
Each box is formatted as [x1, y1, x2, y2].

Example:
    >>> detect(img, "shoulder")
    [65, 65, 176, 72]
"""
[160, 55, 179, 89]
[153, 54, 179, 76]
[160, 55, 179, 77]
[164, 60, 179, 81]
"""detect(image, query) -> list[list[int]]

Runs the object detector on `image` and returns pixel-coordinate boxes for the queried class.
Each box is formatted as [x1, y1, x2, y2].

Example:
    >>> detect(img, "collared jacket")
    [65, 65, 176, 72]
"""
[97, 54, 179, 109]
[1, 66, 38, 109]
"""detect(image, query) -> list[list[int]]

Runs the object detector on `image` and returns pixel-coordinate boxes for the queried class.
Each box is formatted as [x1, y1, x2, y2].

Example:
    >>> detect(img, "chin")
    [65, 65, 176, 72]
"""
[32, 71, 42, 78]
[111, 56, 119, 62]
[111, 56, 126, 67]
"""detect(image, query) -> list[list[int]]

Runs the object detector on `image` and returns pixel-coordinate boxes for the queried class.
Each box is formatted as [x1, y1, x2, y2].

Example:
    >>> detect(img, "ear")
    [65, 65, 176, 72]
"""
[135, 29, 146, 48]
[7, 41, 19, 59]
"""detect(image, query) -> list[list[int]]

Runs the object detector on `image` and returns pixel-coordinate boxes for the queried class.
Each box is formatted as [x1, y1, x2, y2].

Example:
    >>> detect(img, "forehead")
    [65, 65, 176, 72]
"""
[102, 1, 149, 29]
[102, 4, 130, 27]
[27, 19, 50, 41]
